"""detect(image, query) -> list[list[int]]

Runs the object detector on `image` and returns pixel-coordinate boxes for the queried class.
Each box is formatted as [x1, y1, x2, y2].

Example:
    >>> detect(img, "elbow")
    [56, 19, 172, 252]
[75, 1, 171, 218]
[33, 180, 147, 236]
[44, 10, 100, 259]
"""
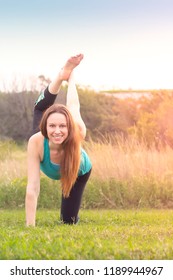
[26, 184, 40, 199]
[25, 191, 39, 209]
[26, 190, 39, 200]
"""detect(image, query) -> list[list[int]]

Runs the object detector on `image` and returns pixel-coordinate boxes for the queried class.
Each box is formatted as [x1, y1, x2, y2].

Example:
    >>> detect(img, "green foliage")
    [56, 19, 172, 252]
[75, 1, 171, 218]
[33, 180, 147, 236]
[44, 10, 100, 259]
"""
[0, 88, 137, 142]
[0, 178, 26, 208]
[0, 209, 173, 259]
[84, 177, 173, 209]
[0, 91, 37, 140]
[37, 178, 62, 208]
[129, 90, 173, 147]
[77, 88, 137, 141]
[129, 112, 158, 146]
[1, 88, 173, 146]
[1, 175, 173, 209]
[0, 177, 61, 209]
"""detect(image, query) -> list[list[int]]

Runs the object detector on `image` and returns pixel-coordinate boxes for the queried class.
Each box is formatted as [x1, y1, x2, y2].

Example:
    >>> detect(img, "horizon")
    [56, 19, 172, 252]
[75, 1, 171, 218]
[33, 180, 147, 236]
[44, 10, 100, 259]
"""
[1, 73, 173, 93]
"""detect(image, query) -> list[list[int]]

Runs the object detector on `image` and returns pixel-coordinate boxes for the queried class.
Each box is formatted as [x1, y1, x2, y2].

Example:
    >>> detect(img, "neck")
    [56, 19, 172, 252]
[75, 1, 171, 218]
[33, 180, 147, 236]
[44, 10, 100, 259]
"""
[49, 141, 63, 152]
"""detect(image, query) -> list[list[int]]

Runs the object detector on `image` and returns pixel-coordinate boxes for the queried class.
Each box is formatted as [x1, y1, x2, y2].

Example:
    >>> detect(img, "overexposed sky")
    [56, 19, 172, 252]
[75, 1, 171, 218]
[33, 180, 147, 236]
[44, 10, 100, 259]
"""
[1, 0, 173, 90]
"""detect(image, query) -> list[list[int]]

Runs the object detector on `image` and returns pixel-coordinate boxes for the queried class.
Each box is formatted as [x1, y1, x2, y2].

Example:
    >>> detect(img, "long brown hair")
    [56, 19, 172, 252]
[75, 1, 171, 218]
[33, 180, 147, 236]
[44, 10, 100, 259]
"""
[39, 104, 81, 197]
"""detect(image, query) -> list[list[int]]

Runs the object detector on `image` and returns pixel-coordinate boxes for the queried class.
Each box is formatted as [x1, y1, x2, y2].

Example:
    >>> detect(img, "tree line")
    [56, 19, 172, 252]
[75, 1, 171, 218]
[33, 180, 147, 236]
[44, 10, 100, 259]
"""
[1, 86, 173, 147]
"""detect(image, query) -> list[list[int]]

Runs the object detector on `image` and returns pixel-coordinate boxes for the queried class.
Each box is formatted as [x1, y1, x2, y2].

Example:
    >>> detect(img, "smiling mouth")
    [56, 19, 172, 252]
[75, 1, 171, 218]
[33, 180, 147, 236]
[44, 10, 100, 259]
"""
[53, 135, 63, 139]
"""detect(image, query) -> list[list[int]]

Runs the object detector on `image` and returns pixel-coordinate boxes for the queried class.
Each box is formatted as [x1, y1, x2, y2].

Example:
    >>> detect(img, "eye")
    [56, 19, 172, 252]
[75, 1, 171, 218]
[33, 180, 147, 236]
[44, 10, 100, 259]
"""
[49, 124, 55, 128]
[60, 124, 66, 128]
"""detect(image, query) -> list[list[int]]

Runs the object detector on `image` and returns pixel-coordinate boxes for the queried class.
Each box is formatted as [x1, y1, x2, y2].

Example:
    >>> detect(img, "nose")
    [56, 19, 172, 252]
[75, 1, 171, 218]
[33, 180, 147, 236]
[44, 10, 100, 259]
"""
[55, 126, 61, 134]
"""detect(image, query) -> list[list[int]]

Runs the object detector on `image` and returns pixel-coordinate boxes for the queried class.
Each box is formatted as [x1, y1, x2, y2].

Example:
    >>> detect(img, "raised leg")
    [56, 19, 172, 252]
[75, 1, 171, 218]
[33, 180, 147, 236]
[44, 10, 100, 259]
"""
[32, 54, 84, 134]
[66, 72, 86, 139]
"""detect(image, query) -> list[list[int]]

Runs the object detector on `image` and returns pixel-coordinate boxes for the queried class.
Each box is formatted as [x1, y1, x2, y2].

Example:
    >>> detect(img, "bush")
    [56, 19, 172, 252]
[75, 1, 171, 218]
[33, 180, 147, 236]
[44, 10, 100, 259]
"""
[1, 176, 173, 209]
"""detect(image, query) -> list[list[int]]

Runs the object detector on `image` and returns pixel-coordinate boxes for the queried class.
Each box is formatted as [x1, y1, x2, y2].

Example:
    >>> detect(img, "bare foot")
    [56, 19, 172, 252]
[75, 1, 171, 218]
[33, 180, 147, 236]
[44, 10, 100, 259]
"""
[59, 54, 84, 81]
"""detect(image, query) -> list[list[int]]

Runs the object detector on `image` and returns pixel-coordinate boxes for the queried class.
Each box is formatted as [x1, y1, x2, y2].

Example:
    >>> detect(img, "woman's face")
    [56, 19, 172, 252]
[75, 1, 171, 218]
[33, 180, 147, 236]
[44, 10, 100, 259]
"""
[46, 112, 68, 145]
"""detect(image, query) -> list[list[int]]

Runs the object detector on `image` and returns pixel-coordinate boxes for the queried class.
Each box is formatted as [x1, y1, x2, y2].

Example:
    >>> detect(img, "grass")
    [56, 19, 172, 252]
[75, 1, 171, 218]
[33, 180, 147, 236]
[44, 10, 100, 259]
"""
[85, 137, 173, 181]
[2, 137, 173, 184]
[1, 138, 173, 209]
[1, 139, 173, 260]
[0, 140, 26, 183]
[0, 209, 173, 260]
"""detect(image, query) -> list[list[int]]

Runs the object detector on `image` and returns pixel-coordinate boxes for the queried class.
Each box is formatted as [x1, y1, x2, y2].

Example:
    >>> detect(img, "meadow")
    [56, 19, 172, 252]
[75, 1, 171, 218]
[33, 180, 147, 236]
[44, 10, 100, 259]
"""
[1, 209, 173, 260]
[0, 138, 173, 259]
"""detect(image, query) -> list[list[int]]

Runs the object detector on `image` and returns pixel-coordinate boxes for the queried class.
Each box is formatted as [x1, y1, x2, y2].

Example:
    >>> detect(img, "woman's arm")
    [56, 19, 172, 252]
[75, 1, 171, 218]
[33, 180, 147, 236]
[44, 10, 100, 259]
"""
[25, 135, 41, 226]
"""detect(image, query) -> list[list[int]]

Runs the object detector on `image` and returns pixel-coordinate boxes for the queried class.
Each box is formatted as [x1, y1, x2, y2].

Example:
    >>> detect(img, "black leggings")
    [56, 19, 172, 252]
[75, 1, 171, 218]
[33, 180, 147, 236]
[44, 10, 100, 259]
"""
[60, 169, 91, 224]
[33, 87, 91, 224]
[32, 87, 57, 134]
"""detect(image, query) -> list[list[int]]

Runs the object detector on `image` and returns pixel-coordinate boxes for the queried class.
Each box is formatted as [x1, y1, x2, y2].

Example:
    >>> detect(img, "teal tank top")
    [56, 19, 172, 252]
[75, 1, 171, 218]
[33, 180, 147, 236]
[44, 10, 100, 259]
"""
[40, 138, 92, 180]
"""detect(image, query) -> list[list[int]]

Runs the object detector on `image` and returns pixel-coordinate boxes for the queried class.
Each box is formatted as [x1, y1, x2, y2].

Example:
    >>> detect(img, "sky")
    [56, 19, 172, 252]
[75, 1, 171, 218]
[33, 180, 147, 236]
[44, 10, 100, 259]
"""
[1, 0, 173, 91]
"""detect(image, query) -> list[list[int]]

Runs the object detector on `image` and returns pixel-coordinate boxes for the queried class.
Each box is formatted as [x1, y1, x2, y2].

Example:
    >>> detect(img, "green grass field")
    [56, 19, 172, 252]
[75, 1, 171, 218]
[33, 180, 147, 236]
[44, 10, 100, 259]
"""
[1, 140, 173, 261]
[0, 209, 173, 260]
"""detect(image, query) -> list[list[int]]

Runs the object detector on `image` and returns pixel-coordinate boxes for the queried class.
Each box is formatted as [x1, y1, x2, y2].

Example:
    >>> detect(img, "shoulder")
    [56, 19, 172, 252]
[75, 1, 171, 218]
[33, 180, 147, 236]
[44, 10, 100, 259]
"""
[28, 132, 44, 159]
[28, 132, 44, 145]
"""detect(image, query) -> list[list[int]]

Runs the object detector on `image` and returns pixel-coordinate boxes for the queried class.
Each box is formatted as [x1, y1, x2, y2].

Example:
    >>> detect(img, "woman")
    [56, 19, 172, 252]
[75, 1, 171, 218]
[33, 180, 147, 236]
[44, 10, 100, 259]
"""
[25, 54, 92, 226]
